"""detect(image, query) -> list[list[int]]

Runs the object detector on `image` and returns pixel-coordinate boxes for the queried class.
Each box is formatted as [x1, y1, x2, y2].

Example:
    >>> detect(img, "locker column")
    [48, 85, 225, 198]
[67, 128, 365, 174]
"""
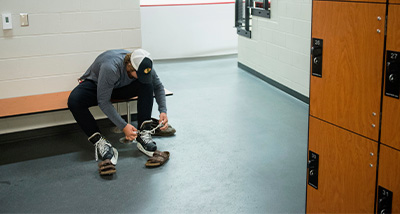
[307, 0, 386, 212]
[377, 1, 400, 213]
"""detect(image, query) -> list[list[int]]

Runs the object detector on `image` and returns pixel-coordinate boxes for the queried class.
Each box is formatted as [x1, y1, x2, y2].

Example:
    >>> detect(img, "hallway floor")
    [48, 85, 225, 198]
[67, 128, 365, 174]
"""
[0, 55, 309, 213]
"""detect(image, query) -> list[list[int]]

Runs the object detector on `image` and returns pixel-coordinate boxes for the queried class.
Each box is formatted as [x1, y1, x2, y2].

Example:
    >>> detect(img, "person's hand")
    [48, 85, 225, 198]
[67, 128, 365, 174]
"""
[159, 112, 169, 131]
[123, 123, 138, 141]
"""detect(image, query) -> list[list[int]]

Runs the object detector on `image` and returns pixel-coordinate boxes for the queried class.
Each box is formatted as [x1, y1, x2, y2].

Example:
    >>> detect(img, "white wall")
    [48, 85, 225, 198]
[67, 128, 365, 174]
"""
[141, 3, 238, 60]
[0, 0, 141, 134]
[238, 0, 311, 97]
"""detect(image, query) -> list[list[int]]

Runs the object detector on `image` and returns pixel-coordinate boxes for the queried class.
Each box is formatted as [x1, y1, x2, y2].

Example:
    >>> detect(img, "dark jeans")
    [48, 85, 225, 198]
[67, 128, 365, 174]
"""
[68, 80, 154, 137]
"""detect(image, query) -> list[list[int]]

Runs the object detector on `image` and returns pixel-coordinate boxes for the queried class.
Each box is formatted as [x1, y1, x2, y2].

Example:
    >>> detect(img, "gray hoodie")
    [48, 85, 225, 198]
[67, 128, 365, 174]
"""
[79, 49, 167, 130]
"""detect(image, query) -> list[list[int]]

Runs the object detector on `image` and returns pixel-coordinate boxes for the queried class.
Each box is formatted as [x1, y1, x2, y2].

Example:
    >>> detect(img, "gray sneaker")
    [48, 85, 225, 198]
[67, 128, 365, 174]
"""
[88, 132, 118, 165]
[136, 120, 157, 157]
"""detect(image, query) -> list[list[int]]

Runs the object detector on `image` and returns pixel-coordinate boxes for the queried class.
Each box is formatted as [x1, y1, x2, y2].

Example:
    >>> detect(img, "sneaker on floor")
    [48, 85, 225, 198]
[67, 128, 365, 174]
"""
[137, 120, 157, 157]
[151, 118, 176, 136]
[89, 132, 118, 165]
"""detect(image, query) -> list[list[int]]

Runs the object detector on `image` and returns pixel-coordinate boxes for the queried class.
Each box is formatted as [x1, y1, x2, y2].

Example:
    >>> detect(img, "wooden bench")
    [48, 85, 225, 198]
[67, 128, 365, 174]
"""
[0, 89, 173, 125]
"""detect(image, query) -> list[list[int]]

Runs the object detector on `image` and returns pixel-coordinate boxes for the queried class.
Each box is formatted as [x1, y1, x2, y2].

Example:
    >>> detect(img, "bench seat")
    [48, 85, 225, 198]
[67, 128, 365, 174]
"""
[0, 89, 173, 118]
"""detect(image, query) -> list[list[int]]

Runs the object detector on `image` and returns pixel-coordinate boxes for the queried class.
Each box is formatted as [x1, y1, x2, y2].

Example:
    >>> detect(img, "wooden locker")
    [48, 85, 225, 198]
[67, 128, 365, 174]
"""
[381, 4, 400, 150]
[310, 1, 386, 141]
[376, 145, 400, 213]
[307, 117, 378, 213]
[389, 0, 400, 4]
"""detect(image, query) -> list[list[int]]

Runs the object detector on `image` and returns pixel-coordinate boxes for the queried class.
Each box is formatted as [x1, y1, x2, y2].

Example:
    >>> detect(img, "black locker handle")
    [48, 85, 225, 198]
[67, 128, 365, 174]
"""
[311, 38, 323, 78]
[377, 186, 393, 214]
[308, 151, 319, 189]
[385, 51, 400, 99]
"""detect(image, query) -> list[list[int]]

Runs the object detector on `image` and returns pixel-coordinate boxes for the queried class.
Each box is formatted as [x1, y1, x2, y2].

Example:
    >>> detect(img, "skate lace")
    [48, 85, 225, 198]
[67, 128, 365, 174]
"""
[94, 138, 112, 162]
[138, 122, 164, 144]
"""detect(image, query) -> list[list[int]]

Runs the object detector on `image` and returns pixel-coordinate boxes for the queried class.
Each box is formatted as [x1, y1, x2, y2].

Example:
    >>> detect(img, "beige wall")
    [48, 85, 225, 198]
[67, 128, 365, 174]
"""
[0, 0, 141, 134]
[238, 0, 311, 97]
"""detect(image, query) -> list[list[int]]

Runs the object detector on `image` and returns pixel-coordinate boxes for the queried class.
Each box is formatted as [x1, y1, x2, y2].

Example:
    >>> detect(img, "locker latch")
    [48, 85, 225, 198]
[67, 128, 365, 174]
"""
[311, 38, 323, 78]
[385, 51, 400, 99]
[307, 151, 319, 189]
[378, 186, 393, 214]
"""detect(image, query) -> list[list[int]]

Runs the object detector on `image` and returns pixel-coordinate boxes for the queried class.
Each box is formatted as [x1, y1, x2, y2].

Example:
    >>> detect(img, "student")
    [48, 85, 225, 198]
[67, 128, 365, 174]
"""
[68, 49, 168, 174]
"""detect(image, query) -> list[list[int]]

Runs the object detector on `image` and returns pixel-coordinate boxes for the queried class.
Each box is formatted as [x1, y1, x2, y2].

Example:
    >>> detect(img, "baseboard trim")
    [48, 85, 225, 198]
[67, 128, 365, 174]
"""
[238, 62, 309, 104]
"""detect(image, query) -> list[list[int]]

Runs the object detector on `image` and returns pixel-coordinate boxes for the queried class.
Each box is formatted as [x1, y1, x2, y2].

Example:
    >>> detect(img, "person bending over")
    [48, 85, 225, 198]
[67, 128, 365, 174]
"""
[68, 49, 168, 174]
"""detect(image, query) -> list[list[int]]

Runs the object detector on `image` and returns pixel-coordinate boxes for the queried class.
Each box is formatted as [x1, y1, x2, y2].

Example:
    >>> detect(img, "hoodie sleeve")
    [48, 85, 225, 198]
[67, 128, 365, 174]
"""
[152, 69, 167, 114]
[97, 64, 127, 130]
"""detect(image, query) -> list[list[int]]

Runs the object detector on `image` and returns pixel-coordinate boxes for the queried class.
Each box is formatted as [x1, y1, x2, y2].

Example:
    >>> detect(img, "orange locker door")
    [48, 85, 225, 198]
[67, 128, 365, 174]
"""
[307, 117, 378, 213]
[310, 1, 385, 141]
[381, 4, 400, 150]
[376, 145, 400, 213]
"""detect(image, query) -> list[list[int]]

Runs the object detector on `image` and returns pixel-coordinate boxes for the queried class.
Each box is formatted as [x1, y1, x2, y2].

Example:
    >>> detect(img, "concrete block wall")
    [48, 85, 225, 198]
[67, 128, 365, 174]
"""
[238, 0, 311, 98]
[0, 0, 141, 134]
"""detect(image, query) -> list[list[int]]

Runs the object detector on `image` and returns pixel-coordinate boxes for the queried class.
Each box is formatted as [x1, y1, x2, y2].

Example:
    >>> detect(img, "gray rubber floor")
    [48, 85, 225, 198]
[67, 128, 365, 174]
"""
[0, 55, 309, 213]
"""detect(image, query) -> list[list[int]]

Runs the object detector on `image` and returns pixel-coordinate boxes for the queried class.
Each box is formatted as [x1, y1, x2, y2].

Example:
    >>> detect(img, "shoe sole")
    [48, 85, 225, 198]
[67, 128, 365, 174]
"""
[137, 143, 154, 157]
[98, 159, 116, 175]
[99, 169, 116, 175]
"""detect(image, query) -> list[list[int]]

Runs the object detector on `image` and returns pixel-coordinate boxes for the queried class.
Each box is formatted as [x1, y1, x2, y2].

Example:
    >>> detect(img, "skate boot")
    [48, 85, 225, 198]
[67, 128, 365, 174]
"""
[88, 132, 118, 175]
[151, 118, 176, 136]
[136, 120, 157, 157]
